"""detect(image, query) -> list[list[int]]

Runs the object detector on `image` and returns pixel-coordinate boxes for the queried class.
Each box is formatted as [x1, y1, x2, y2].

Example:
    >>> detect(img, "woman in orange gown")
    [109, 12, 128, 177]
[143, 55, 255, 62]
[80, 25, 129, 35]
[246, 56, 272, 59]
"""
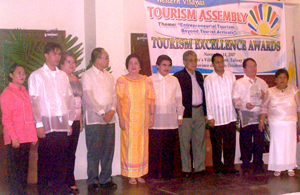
[116, 54, 155, 184]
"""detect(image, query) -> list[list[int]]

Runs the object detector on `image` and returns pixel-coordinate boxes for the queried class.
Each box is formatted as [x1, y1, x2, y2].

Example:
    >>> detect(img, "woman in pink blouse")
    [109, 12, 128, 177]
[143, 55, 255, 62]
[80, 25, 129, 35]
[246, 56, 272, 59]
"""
[259, 69, 300, 177]
[1, 64, 37, 195]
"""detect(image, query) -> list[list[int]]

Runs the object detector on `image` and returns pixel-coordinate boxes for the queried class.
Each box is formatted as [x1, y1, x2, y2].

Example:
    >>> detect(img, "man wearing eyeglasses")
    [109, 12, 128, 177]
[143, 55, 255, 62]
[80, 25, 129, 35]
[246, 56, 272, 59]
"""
[204, 53, 238, 175]
[173, 50, 207, 178]
[81, 48, 117, 191]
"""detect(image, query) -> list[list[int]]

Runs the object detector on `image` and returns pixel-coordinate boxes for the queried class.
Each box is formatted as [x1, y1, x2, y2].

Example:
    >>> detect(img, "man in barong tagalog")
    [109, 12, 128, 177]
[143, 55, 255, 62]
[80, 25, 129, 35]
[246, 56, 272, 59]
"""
[232, 58, 268, 174]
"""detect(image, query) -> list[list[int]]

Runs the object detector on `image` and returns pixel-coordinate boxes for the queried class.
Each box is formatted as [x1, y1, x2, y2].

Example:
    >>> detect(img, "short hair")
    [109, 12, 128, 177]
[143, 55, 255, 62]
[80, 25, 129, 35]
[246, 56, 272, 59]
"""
[91, 47, 104, 63]
[211, 53, 223, 63]
[242, 58, 256, 68]
[8, 63, 25, 81]
[58, 51, 75, 69]
[275, 68, 289, 80]
[44, 42, 61, 54]
[156, 55, 172, 66]
[183, 50, 197, 61]
[125, 54, 142, 70]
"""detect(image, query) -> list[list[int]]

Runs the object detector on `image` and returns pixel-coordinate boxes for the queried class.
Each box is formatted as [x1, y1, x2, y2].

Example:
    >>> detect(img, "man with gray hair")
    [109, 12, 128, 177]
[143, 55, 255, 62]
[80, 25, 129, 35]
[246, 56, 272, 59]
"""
[81, 48, 117, 191]
[173, 50, 207, 178]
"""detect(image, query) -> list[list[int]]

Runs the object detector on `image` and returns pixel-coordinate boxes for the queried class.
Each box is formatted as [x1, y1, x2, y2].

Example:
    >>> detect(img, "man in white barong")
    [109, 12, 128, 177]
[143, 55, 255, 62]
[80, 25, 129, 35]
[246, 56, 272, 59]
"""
[232, 58, 268, 174]
[148, 55, 184, 180]
[204, 53, 238, 174]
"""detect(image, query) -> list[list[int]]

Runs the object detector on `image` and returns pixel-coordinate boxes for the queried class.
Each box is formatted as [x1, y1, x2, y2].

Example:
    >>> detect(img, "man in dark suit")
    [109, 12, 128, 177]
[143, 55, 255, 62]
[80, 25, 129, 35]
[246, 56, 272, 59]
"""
[174, 50, 207, 178]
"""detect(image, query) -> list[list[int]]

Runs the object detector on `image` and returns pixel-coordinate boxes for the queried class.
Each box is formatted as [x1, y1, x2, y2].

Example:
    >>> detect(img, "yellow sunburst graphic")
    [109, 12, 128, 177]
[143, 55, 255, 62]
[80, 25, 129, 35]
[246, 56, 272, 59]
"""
[247, 4, 279, 36]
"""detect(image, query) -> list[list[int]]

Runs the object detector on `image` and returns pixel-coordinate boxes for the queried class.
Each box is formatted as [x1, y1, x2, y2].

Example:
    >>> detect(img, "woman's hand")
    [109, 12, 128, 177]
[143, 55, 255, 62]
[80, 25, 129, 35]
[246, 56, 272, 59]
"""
[80, 119, 84, 132]
[119, 117, 125, 130]
[12, 139, 20, 148]
[149, 115, 154, 128]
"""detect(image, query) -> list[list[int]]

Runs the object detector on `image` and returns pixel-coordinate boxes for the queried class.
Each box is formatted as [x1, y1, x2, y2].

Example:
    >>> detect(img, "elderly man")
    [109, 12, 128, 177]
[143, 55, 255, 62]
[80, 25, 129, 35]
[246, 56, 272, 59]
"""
[204, 53, 238, 174]
[173, 50, 207, 178]
[233, 58, 268, 173]
[81, 48, 117, 191]
[149, 55, 184, 180]
[28, 42, 76, 195]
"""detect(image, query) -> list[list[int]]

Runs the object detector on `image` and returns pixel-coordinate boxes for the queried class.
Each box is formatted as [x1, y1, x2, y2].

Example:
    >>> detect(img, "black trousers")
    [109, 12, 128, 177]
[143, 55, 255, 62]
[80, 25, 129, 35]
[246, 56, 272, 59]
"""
[148, 129, 178, 179]
[37, 132, 69, 195]
[6, 143, 31, 195]
[210, 122, 236, 171]
[65, 121, 80, 187]
[239, 124, 264, 167]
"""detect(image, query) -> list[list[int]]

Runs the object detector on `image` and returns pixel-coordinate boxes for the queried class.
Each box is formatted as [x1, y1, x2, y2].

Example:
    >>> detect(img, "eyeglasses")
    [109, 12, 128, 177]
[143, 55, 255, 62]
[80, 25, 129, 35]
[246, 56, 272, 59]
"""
[99, 57, 109, 60]
[186, 59, 197, 63]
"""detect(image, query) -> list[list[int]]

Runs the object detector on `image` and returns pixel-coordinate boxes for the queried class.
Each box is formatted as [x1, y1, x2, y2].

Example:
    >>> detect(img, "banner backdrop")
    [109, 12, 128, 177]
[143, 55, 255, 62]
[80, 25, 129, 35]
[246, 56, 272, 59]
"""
[144, 0, 286, 75]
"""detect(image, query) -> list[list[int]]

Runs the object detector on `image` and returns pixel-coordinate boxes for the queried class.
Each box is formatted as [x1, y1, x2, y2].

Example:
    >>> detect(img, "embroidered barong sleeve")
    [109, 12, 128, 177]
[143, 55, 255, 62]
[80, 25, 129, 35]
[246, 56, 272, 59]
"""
[260, 89, 270, 114]
[204, 78, 214, 120]
[111, 84, 117, 112]
[67, 86, 76, 125]
[232, 81, 246, 110]
[28, 73, 44, 128]
[81, 72, 106, 115]
[175, 79, 184, 119]
[296, 90, 300, 113]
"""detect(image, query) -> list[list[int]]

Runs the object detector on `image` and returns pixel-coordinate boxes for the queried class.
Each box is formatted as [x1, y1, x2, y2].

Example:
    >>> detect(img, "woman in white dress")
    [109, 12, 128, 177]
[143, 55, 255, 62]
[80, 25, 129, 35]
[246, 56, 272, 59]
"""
[259, 69, 300, 177]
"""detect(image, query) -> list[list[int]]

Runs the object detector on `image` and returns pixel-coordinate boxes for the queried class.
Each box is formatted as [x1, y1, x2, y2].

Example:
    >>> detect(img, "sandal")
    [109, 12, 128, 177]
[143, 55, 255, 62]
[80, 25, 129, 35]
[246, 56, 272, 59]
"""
[129, 178, 137, 185]
[274, 171, 281, 177]
[137, 177, 146, 183]
[288, 170, 295, 177]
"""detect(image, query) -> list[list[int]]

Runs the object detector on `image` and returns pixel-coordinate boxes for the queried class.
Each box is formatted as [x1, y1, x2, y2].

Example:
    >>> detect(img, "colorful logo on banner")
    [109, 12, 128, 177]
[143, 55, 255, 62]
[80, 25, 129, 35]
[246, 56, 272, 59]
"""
[144, 0, 286, 75]
[248, 4, 279, 36]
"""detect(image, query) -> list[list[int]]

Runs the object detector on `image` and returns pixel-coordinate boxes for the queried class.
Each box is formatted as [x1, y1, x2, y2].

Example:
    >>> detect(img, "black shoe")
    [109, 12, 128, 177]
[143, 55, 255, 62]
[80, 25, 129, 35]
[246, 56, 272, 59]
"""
[241, 163, 251, 170]
[194, 170, 206, 177]
[183, 172, 192, 178]
[99, 181, 117, 189]
[88, 183, 100, 192]
[69, 186, 80, 194]
[224, 169, 239, 175]
[253, 165, 265, 174]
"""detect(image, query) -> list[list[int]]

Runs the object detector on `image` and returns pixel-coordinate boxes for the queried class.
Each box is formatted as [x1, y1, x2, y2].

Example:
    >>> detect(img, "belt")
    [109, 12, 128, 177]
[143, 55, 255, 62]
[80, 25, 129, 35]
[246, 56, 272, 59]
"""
[192, 104, 202, 108]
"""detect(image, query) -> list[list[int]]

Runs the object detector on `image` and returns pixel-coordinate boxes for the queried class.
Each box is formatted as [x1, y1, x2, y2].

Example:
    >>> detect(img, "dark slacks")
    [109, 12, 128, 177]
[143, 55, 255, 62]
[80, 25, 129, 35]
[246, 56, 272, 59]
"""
[6, 143, 31, 195]
[65, 120, 80, 187]
[210, 122, 236, 171]
[148, 129, 178, 179]
[240, 124, 264, 167]
[37, 132, 69, 195]
[85, 123, 115, 185]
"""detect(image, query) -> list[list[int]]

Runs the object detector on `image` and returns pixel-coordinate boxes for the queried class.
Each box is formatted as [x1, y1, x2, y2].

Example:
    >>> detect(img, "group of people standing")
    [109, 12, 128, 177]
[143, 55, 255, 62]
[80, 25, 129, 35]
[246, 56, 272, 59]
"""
[1, 42, 299, 195]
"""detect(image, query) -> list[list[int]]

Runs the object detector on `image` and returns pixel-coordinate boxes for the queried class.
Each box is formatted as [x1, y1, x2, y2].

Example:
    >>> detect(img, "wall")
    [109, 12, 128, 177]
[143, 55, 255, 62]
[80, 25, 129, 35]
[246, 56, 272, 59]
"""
[0, 0, 86, 68]
[0, 0, 300, 180]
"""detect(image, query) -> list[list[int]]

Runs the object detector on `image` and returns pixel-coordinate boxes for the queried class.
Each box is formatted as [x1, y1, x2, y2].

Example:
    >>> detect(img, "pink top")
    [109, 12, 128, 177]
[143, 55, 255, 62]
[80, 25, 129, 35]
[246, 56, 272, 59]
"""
[1, 82, 37, 145]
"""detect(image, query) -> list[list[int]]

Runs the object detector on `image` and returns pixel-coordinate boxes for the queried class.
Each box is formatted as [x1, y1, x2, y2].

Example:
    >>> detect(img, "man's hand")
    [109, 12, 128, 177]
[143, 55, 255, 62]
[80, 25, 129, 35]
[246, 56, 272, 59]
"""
[178, 119, 183, 126]
[208, 119, 215, 128]
[68, 126, 73, 136]
[246, 103, 255, 110]
[103, 110, 115, 123]
[37, 127, 46, 138]
[260, 90, 265, 99]
[258, 121, 265, 132]
[12, 139, 20, 148]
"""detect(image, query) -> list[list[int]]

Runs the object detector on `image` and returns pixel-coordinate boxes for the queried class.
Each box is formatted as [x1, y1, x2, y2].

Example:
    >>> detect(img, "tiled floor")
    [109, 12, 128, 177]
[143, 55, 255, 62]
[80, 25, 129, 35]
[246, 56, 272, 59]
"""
[1, 166, 300, 195]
